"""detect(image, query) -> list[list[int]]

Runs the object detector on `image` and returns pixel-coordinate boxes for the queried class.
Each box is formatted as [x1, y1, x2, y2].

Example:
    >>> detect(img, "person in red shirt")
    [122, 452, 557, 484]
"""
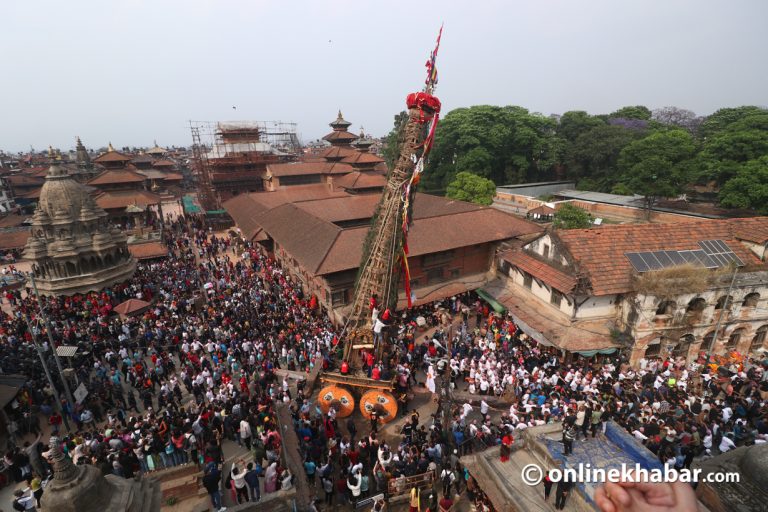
[372, 364, 381, 380]
[49, 412, 62, 434]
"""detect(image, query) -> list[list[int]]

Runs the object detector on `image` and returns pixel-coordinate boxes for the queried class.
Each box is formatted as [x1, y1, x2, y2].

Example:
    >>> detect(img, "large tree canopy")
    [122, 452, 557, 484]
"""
[718, 156, 768, 213]
[423, 105, 559, 193]
[408, 102, 767, 214]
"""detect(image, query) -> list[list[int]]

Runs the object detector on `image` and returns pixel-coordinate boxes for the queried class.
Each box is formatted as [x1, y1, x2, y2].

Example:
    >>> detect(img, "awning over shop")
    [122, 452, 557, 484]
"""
[575, 348, 617, 357]
[475, 288, 506, 313]
[479, 277, 618, 353]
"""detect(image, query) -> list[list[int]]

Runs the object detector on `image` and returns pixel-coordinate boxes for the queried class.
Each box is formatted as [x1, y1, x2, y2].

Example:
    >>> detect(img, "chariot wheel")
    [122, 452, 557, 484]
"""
[317, 384, 355, 418]
[359, 389, 398, 423]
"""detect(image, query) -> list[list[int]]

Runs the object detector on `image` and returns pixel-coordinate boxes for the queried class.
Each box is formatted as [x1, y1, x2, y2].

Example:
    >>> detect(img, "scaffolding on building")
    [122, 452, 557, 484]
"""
[188, 120, 302, 211]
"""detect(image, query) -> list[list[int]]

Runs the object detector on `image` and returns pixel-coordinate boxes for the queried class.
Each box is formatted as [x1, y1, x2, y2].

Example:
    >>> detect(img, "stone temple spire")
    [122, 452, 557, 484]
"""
[76, 136, 92, 169]
[47, 436, 80, 482]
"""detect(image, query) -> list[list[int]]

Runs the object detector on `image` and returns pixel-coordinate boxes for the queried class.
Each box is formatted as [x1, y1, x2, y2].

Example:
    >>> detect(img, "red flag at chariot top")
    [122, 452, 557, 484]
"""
[425, 24, 443, 90]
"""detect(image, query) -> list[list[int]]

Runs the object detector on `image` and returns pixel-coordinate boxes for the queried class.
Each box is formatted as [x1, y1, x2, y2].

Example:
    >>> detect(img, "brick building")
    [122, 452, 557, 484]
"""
[225, 189, 542, 324]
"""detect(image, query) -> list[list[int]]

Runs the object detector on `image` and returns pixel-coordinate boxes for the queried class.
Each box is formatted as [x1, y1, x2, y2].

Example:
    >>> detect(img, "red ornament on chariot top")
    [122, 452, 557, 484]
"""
[406, 92, 441, 123]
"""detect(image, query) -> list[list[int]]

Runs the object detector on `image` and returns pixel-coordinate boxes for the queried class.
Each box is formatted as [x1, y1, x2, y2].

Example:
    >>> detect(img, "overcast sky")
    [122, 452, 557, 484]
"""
[1, 0, 766, 152]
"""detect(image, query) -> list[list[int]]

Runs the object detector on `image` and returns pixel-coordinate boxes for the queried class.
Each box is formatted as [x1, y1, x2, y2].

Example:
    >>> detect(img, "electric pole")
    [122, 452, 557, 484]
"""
[28, 273, 77, 409]
[22, 312, 70, 433]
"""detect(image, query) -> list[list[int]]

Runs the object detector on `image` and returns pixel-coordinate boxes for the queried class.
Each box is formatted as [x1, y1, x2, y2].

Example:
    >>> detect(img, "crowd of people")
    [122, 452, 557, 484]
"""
[0, 211, 766, 512]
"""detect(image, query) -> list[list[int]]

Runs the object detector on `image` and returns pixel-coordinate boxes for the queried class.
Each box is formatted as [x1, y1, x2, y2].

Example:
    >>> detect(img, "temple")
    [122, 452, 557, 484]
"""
[22, 162, 136, 295]
[41, 436, 160, 512]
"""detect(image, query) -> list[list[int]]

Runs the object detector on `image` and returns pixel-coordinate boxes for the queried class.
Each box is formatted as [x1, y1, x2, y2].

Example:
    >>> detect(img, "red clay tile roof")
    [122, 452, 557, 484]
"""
[128, 241, 168, 260]
[527, 204, 556, 215]
[151, 159, 175, 167]
[728, 217, 768, 244]
[114, 298, 151, 314]
[315, 204, 543, 275]
[0, 215, 29, 229]
[0, 230, 30, 249]
[501, 250, 578, 293]
[333, 171, 387, 191]
[340, 152, 384, 165]
[87, 169, 146, 186]
[93, 150, 132, 163]
[319, 147, 358, 160]
[554, 218, 768, 296]
[267, 162, 354, 177]
[94, 190, 161, 210]
[6, 175, 44, 187]
[322, 131, 358, 143]
[295, 194, 378, 224]
[258, 204, 343, 274]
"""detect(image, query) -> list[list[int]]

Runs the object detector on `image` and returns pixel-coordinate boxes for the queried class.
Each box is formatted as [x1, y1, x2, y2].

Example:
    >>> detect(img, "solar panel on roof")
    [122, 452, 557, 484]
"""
[698, 239, 745, 267]
[691, 250, 718, 268]
[678, 251, 702, 265]
[653, 251, 674, 267]
[640, 252, 663, 270]
[666, 251, 686, 265]
[626, 252, 650, 272]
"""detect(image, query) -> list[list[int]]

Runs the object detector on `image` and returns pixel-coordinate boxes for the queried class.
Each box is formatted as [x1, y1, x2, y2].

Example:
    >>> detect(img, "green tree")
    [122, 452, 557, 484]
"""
[445, 171, 496, 205]
[424, 105, 560, 193]
[718, 156, 768, 213]
[557, 111, 605, 142]
[553, 203, 593, 229]
[697, 110, 768, 184]
[698, 106, 766, 139]
[618, 129, 697, 215]
[564, 124, 644, 187]
[609, 105, 652, 120]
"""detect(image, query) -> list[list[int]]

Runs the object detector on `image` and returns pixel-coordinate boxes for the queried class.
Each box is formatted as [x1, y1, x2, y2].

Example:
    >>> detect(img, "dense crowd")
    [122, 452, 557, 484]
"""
[0, 212, 766, 512]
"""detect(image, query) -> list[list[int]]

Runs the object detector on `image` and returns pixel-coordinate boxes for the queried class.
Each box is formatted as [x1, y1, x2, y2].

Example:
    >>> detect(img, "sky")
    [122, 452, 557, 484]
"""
[1, 0, 766, 152]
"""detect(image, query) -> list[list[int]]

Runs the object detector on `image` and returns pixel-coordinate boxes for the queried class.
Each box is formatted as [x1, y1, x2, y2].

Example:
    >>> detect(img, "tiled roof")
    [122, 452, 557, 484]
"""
[0, 230, 30, 249]
[93, 150, 132, 163]
[501, 250, 578, 293]
[340, 152, 384, 165]
[555, 218, 768, 296]
[87, 169, 146, 186]
[151, 159, 175, 167]
[0, 215, 29, 229]
[319, 146, 358, 160]
[295, 194, 378, 223]
[728, 217, 768, 244]
[223, 185, 349, 239]
[315, 204, 543, 275]
[333, 171, 387, 191]
[267, 162, 354, 177]
[6, 175, 44, 187]
[257, 204, 343, 274]
[128, 241, 168, 260]
[322, 131, 358, 143]
[94, 190, 162, 210]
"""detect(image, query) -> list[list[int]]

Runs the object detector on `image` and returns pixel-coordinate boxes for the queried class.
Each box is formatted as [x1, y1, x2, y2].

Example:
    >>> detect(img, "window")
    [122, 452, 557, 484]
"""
[543, 244, 550, 259]
[523, 272, 533, 289]
[450, 269, 460, 278]
[422, 250, 454, 268]
[655, 300, 676, 316]
[550, 289, 563, 308]
[750, 325, 767, 353]
[426, 267, 444, 284]
[715, 295, 733, 310]
[673, 334, 695, 358]
[702, 331, 716, 351]
[726, 329, 745, 352]
[645, 341, 662, 358]
[686, 297, 706, 313]
[743, 292, 760, 308]
[331, 289, 348, 307]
